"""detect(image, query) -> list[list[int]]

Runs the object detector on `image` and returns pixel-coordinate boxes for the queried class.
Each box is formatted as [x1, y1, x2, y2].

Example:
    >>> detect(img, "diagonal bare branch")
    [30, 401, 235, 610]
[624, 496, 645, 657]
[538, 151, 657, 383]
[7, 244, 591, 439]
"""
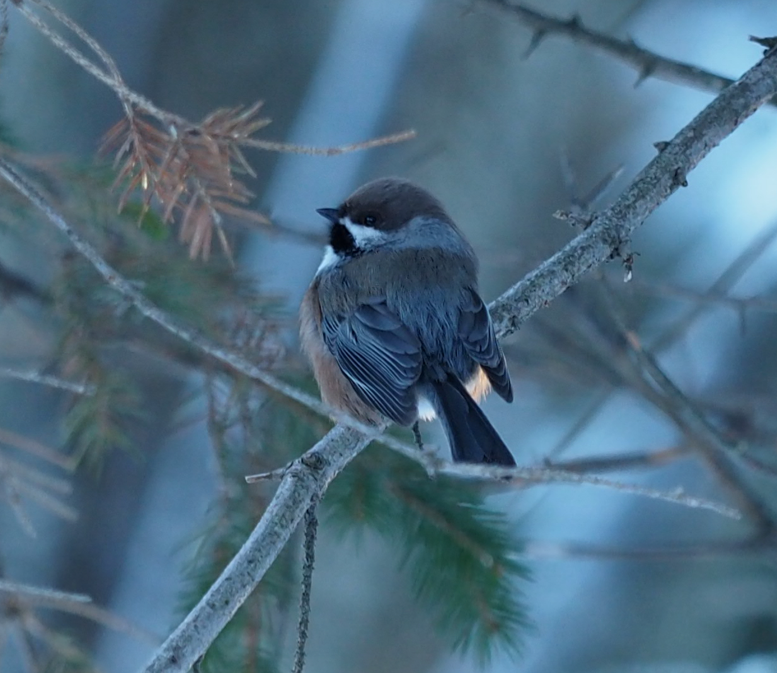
[2, 40, 776, 673]
[480, 0, 777, 107]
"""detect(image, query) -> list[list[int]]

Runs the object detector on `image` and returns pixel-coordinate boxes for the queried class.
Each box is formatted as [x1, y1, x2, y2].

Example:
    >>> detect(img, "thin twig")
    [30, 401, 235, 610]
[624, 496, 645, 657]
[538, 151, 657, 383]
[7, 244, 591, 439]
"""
[0, 580, 91, 605]
[0, 426, 72, 469]
[13, 1, 415, 157]
[292, 502, 318, 673]
[545, 445, 690, 473]
[651, 218, 777, 351]
[598, 278, 777, 531]
[242, 130, 417, 156]
[480, 0, 777, 107]
[632, 279, 777, 314]
[432, 462, 740, 520]
[244, 466, 291, 483]
[515, 533, 777, 561]
[0, 368, 95, 395]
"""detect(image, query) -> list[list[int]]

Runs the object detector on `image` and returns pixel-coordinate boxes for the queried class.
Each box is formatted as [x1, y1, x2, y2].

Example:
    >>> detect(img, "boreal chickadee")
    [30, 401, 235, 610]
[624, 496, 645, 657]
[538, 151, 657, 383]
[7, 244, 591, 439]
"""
[300, 177, 515, 465]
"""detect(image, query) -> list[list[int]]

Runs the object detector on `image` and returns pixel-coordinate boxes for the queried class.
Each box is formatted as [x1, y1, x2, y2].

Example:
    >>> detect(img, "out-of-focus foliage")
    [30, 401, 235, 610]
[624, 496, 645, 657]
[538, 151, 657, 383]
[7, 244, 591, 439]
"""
[4, 1, 777, 672]
[327, 450, 531, 663]
[176, 383, 312, 673]
[29, 162, 282, 469]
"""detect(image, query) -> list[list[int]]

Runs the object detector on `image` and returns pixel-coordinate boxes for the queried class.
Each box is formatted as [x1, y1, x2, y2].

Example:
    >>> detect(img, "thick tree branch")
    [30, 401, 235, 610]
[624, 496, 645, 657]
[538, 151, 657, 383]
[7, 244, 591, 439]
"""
[480, 0, 777, 107]
[1, 41, 775, 673]
[137, 45, 777, 673]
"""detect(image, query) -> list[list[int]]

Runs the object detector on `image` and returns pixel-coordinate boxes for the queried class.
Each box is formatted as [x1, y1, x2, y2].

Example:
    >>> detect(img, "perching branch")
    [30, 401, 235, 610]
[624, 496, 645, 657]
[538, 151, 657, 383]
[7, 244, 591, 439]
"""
[1, 39, 776, 673]
[480, 0, 777, 108]
[134, 44, 777, 673]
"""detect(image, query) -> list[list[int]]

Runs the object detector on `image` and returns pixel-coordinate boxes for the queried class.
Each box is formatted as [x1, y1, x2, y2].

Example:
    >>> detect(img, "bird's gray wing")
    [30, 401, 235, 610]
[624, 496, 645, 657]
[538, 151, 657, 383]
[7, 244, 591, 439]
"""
[322, 300, 423, 425]
[458, 288, 513, 402]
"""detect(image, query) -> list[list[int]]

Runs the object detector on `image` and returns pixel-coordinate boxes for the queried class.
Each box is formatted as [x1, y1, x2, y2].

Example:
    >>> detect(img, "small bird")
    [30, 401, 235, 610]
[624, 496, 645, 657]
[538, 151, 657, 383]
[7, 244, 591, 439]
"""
[300, 177, 515, 465]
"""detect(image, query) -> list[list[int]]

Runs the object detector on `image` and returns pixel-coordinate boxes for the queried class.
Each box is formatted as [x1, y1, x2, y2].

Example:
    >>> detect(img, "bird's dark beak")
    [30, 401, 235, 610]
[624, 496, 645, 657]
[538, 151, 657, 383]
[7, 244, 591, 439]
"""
[316, 207, 339, 224]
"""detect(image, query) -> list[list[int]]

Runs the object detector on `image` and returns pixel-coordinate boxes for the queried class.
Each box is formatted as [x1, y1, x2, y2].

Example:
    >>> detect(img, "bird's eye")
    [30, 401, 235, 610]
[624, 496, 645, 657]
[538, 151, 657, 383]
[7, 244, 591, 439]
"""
[362, 214, 378, 227]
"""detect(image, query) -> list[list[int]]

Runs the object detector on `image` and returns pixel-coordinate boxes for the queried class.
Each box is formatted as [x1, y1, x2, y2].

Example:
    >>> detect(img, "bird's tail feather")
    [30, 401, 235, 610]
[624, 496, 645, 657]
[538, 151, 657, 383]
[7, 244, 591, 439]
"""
[431, 376, 515, 466]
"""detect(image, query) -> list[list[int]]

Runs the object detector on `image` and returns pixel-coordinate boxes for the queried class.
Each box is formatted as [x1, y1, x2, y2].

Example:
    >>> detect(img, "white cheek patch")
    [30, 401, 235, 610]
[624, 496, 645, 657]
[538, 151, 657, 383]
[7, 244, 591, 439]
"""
[316, 245, 340, 273]
[343, 216, 387, 246]
[317, 217, 385, 276]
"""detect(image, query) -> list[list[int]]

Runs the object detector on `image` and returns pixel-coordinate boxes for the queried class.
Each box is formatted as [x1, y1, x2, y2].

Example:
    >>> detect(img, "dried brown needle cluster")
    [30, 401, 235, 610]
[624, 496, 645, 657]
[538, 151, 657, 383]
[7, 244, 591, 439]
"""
[102, 103, 273, 261]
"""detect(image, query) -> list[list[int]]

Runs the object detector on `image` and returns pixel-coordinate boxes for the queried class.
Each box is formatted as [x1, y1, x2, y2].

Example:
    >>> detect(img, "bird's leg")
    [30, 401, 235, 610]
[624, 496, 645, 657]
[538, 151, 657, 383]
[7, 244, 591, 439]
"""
[411, 421, 425, 452]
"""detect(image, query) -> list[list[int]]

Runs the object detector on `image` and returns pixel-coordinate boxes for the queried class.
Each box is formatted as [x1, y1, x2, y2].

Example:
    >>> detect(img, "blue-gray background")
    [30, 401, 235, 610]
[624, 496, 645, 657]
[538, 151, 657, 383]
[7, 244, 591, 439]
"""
[2, 1, 777, 672]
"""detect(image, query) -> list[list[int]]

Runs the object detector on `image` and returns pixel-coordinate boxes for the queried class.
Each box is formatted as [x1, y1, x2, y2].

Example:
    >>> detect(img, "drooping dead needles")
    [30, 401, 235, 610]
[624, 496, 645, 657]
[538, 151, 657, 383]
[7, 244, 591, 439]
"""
[102, 103, 272, 261]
